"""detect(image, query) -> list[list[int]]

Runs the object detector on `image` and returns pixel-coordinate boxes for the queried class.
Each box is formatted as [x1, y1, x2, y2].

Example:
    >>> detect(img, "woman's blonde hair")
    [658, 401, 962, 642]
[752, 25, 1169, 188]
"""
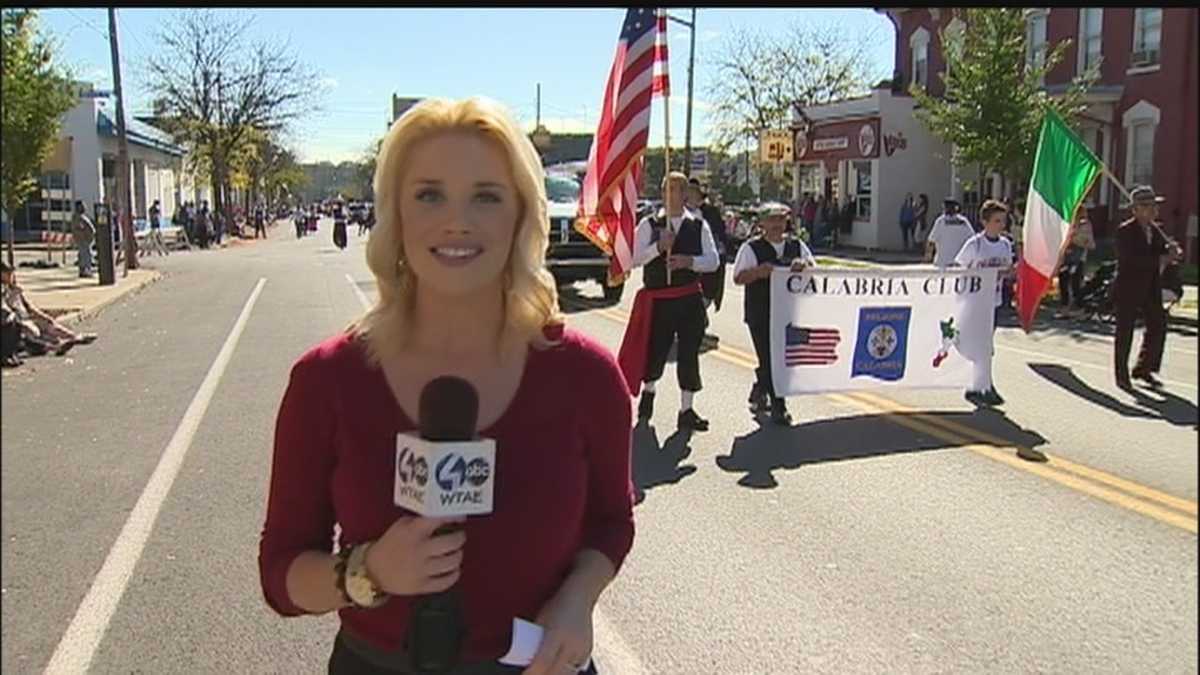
[350, 97, 563, 365]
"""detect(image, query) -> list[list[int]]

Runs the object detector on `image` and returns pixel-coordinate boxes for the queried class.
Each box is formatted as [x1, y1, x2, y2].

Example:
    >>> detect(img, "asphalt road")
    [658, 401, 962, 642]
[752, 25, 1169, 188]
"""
[2, 220, 1196, 674]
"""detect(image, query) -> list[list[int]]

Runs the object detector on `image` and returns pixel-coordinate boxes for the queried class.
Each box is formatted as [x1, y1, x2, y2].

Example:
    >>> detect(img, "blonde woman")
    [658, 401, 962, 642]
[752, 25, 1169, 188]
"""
[259, 98, 632, 674]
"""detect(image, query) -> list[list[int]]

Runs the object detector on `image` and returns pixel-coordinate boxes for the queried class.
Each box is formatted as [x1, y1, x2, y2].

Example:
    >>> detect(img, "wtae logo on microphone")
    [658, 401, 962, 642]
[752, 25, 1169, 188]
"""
[394, 434, 496, 517]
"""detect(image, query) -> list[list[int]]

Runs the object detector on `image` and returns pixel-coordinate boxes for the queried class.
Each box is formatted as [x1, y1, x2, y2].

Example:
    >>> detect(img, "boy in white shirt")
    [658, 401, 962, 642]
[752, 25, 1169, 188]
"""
[732, 202, 816, 424]
[926, 198, 975, 269]
[953, 199, 1014, 407]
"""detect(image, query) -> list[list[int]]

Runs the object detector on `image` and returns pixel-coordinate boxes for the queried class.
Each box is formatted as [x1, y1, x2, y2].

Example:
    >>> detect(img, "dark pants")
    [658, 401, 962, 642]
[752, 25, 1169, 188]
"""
[644, 293, 706, 392]
[747, 319, 778, 399]
[1058, 262, 1084, 307]
[1114, 287, 1166, 378]
[328, 629, 598, 675]
[255, 221, 266, 238]
[901, 223, 915, 250]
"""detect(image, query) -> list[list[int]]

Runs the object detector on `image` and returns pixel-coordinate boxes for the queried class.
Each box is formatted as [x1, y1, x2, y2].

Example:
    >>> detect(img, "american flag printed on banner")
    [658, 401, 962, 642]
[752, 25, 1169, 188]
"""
[784, 324, 842, 367]
[574, 8, 670, 285]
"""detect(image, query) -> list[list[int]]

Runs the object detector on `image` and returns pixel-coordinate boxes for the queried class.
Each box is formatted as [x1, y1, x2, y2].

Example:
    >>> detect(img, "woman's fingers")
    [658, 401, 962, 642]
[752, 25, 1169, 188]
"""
[425, 547, 464, 577]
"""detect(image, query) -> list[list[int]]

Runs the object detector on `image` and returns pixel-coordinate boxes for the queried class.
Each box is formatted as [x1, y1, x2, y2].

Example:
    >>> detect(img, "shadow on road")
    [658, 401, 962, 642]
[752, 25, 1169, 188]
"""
[558, 284, 618, 315]
[715, 409, 1047, 490]
[1030, 363, 1198, 428]
[631, 421, 697, 505]
[1003, 306, 1198, 339]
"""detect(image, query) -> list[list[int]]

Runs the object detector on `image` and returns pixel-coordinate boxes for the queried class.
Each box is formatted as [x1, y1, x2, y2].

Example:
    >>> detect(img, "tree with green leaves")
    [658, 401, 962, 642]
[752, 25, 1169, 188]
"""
[910, 8, 1098, 194]
[1, 9, 76, 264]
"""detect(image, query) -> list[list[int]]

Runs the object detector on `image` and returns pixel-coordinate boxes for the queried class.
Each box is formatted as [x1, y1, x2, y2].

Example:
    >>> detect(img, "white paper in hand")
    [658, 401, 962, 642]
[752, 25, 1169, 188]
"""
[498, 618, 593, 672]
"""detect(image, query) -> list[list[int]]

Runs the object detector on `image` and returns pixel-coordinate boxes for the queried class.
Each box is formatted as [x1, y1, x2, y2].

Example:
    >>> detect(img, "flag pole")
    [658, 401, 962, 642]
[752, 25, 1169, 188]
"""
[662, 13, 673, 287]
[1098, 162, 1132, 204]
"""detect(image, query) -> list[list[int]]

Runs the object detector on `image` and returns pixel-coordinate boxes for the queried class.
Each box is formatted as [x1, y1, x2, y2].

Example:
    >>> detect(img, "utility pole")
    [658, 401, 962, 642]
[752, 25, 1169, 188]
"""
[108, 7, 138, 271]
[667, 11, 697, 176]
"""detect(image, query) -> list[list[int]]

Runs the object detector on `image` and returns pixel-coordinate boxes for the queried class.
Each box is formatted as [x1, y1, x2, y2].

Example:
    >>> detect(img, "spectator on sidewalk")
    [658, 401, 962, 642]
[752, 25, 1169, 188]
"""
[1056, 213, 1095, 318]
[1, 261, 97, 359]
[147, 200, 169, 256]
[899, 193, 916, 252]
[914, 193, 930, 248]
[70, 201, 96, 278]
[196, 202, 212, 249]
[255, 205, 267, 239]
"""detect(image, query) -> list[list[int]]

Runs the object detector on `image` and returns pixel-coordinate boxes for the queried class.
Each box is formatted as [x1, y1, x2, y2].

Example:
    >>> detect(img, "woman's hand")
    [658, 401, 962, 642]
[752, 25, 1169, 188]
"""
[524, 590, 594, 675]
[363, 516, 465, 596]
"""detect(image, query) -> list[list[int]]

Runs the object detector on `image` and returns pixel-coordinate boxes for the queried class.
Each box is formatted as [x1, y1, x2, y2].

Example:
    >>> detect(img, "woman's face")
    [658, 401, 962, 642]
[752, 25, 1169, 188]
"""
[397, 130, 521, 299]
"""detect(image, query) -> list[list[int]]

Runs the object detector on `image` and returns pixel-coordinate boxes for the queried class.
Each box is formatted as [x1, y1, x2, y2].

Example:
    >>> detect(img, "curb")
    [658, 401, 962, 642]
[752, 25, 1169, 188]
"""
[57, 270, 164, 328]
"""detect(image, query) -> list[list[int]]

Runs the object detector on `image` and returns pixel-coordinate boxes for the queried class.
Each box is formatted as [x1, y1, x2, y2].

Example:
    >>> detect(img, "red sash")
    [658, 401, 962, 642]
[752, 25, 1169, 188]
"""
[617, 283, 704, 396]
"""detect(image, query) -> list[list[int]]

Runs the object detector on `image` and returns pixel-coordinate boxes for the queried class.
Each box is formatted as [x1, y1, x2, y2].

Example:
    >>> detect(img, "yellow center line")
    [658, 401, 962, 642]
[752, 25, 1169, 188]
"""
[580, 299, 1198, 533]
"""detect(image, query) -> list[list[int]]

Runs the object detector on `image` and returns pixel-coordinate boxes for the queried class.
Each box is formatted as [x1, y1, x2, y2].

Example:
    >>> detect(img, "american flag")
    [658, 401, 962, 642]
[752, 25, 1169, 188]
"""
[785, 324, 841, 366]
[575, 8, 670, 284]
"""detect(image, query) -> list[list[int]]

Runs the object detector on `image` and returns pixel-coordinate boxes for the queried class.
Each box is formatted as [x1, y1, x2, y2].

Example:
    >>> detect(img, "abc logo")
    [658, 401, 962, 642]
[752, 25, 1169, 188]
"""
[397, 448, 429, 487]
[436, 453, 491, 492]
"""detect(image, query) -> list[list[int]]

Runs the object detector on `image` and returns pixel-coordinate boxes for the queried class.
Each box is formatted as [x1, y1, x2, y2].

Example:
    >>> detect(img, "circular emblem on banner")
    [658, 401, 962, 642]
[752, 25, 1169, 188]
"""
[867, 324, 898, 359]
[858, 123, 876, 157]
[794, 129, 808, 159]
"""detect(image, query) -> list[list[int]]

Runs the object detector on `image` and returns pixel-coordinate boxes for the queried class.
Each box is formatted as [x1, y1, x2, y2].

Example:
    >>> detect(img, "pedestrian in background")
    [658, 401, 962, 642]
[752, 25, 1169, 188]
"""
[926, 198, 973, 268]
[146, 199, 169, 256]
[254, 204, 267, 239]
[899, 193, 916, 252]
[1056, 212, 1095, 318]
[913, 193, 930, 248]
[70, 201, 96, 277]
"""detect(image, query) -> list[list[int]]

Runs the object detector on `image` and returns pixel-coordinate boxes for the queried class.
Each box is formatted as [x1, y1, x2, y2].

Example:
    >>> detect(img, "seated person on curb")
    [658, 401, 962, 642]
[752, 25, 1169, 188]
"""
[1, 261, 98, 358]
[731, 202, 815, 425]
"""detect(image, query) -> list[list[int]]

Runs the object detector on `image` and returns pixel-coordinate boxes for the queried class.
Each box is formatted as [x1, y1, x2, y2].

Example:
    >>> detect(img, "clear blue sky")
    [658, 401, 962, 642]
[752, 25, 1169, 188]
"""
[39, 8, 895, 164]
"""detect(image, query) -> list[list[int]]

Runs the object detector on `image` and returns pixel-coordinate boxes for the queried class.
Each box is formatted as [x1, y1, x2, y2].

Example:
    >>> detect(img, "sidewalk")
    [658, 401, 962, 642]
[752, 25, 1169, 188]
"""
[9, 249, 162, 327]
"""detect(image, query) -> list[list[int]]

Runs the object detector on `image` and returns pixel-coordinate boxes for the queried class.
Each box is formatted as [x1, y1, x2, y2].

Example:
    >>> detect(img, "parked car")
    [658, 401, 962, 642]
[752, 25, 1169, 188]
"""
[543, 173, 624, 304]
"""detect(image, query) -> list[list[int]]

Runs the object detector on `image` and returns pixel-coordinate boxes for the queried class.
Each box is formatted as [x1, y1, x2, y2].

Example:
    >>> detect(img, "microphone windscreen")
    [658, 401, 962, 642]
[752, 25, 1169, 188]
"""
[418, 376, 479, 442]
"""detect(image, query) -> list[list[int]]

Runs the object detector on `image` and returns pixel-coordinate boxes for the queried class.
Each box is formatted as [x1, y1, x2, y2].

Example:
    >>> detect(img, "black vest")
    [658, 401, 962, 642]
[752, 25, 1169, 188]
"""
[744, 237, 803, 325]
[643, 214, 704, 290]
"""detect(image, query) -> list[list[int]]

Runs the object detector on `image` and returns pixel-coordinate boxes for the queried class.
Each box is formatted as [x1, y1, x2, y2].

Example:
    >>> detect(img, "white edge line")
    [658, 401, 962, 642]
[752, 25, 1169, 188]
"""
[342, 273, 650, 675]
[43, 277, 268, 675]
[346, 273, 372, 310]
[996, 343, 1198, 391]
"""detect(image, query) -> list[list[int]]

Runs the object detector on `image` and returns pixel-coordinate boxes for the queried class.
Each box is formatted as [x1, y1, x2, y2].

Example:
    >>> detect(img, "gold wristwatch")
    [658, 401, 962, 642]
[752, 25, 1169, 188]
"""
[337, 542, 389, 609]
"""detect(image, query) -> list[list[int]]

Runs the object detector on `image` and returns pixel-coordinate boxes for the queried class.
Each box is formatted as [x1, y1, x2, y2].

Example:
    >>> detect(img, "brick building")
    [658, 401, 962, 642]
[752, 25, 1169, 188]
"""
[878, 8, 1198, 261]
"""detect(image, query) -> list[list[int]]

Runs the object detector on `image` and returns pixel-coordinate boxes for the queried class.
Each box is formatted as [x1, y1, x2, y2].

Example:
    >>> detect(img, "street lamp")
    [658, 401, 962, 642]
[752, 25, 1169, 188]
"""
[666, 10, 697, 177]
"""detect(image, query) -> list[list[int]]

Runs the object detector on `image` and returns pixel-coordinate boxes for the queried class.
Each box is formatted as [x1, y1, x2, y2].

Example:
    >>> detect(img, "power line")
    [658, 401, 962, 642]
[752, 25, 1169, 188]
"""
[63, 8, 109, 42]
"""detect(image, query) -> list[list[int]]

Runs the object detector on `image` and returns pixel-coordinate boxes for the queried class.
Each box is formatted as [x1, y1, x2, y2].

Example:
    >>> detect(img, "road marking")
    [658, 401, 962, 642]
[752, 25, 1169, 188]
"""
[839, 392, 1197, 534]
[995, 343, 1197, 390]
[849, 390, 1198, 519]
[44, 278, 268, 675]
[345, 272, 373, 309]
[586, 299, 1198, 534]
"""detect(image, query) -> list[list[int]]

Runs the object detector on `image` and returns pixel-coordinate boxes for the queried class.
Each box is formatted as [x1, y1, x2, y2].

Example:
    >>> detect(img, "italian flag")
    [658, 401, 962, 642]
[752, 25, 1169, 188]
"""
[1016, 110, 1102, 331]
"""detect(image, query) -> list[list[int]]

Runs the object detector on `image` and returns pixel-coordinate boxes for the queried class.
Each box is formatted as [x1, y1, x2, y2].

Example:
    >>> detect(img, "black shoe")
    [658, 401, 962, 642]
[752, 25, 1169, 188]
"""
[678, 409, 709, 432]
[1132, 370, 1163, 388]
[964, 390, 988, 407]
[1116, 376, 1134, 391]
[770, 399, 792, 426]
[637, 391, 655, 421]
[748, 385, 769, 414]
[983, 387, 1005, 406]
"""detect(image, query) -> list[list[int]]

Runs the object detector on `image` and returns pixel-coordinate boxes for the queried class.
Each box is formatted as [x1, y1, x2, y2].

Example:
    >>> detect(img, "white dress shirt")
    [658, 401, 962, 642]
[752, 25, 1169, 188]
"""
[631, 208, 720, 273]
[732, 237, 816, 279]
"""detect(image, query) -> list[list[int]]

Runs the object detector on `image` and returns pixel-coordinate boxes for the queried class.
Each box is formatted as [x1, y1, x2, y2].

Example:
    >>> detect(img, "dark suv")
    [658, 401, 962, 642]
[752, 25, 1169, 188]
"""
[544, 173, 624, 303]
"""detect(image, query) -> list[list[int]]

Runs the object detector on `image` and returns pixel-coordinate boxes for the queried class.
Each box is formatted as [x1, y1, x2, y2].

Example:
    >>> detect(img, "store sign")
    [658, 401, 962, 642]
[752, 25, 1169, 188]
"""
[884, 131, 908, 157]
[759, 129, 794, 163]
[794, 117, 881, 162]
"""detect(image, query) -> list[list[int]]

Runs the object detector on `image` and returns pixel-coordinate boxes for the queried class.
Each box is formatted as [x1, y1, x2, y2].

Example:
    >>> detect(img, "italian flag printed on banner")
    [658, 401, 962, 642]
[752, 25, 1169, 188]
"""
[1016, 110, 1102, 331]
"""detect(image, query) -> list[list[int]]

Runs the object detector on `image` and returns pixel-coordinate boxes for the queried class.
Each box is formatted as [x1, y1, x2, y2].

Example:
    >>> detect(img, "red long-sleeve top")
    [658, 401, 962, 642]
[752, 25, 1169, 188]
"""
[258, 328, 635, 660]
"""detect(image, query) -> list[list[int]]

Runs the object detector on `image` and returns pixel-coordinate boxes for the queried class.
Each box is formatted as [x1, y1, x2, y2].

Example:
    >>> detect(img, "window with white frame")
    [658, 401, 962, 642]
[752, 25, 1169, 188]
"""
[1123, 100, 1160, 189]
[1132, 8, 1162, 66]
[910, 27, 930, 89]
[1130, 123, 1155, 186]
[1078, 8, 1103, 74]
[1026, 9, 1049, 80]
[944, 19, 966, 82]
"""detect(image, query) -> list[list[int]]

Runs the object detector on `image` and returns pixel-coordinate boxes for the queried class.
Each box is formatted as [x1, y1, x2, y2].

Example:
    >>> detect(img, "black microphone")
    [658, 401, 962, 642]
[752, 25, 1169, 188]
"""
[406, 376, 479, 674]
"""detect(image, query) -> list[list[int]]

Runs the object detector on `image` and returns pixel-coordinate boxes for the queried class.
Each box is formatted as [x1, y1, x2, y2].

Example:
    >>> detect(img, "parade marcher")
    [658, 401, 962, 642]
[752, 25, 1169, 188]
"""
[70, 201, 96, 278]
[1113, 186, 1183, 390]
[925, 198, 974, 269]
[259, 97, 629, 674]
[953, 199, 1014, 407]
[332, 206, 349, 250]
[688, 177, 728, 316]
[618, 171, 721, 432]
[732, 202, 815, 425]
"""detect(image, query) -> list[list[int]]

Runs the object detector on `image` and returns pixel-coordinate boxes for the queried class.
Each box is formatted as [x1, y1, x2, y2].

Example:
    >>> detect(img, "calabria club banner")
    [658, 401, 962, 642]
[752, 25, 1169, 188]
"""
[770, 267, 999, 395]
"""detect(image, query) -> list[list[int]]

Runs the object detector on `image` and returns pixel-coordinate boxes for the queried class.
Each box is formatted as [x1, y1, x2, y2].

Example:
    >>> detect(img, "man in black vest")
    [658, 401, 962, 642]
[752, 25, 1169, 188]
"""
[732, 202, 815, 425]
[622, 171, 721, 431]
